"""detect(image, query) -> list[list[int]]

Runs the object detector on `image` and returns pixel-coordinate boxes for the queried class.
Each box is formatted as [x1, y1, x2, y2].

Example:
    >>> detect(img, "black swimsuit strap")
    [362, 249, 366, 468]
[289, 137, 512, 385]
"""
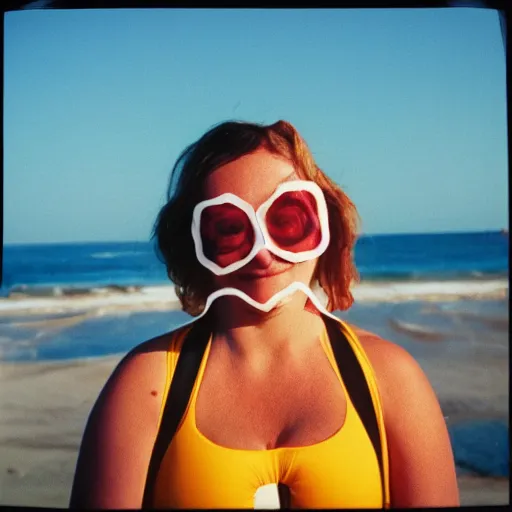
[142, 316, 211, 508]
[322, 314, 385, 500]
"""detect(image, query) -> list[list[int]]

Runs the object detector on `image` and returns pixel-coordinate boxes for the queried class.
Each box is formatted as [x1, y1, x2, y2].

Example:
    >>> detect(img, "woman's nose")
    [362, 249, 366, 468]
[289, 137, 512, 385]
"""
[251, 248, 274, 268]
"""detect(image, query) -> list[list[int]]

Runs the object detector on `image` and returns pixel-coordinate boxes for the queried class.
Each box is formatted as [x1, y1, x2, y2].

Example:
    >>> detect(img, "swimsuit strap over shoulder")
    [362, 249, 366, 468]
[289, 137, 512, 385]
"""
[143, 318, 212, 508]
[334, 318, 391, 509]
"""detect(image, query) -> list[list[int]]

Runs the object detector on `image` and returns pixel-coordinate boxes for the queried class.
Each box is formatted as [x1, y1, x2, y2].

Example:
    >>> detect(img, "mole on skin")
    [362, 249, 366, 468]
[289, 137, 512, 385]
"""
[150, 390, 158, 397]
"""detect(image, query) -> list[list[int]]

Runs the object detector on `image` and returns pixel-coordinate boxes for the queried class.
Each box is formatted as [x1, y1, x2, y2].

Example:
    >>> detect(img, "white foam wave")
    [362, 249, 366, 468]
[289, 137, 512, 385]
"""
[0, 279, 507, 315]
[0, 286, 181, 314]
[91, 252, 117, 259]
[353, 279, 508, 302]
[91, 251, 147, 259]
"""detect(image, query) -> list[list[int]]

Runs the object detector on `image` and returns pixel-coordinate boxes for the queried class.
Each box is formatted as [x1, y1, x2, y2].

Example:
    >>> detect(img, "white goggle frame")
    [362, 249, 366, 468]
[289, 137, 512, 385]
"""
[191, 180, 330, 276]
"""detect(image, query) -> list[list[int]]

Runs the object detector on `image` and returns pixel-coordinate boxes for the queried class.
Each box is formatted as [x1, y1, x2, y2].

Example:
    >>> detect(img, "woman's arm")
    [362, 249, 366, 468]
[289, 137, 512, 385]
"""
[357, 331, 460, 508]
[69, 337, 169, 509]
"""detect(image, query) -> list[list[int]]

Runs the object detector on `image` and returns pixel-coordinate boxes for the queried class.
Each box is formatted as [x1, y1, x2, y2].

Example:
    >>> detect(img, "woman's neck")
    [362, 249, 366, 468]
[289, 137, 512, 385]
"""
[211, 294, 325, 365]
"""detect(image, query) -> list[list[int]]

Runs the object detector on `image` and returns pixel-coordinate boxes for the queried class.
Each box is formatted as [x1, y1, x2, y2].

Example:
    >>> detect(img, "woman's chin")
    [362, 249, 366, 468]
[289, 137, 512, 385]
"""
[234, 278, 295, 303]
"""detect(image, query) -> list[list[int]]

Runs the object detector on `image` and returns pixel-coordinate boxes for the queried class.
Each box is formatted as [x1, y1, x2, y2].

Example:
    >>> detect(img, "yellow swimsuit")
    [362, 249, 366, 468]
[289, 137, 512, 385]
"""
[151, 319, 390, 509]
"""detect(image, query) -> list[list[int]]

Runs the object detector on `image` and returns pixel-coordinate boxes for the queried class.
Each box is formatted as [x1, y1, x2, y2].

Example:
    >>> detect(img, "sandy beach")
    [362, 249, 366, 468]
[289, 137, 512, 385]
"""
[0, 281, 509, 507]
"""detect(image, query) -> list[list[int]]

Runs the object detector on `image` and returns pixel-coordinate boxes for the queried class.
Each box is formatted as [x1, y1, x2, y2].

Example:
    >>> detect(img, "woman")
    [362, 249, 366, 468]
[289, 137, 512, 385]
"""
[70, 120, 459, 509]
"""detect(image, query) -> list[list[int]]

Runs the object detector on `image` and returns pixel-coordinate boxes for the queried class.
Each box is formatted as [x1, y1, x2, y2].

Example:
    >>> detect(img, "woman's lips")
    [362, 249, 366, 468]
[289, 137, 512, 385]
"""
[236, 267, 289, 281]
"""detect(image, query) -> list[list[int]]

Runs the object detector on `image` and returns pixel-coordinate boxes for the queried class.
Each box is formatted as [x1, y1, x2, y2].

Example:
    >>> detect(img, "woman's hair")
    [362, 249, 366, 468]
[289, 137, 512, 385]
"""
[153, 120, 360, 316]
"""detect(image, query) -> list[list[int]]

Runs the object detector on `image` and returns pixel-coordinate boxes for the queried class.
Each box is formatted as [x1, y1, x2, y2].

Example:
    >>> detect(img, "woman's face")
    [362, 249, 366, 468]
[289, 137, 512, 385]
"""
[201, 149, 319, 305]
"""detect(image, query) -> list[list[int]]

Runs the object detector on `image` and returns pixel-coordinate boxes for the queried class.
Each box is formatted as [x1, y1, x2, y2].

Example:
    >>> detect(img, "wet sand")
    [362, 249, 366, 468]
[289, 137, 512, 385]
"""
[0, 356, 119, 507]
[0, 344, 508, 507]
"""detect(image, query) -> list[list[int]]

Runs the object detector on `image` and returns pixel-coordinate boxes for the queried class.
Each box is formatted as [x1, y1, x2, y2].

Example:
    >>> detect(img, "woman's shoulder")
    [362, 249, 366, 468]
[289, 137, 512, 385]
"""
[346, 323, 435, 416]
[112, 323, 192, 385]
[69, 327, 192, 508]
[90, 324, 192, 420]
[346, 322, 414, 369]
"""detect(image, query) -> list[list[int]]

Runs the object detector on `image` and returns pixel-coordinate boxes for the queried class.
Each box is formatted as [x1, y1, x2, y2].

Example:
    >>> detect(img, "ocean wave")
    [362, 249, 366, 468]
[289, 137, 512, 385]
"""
[91, 252, 117, 259]
[358, 270, 509, 282]
[91, 251, 148, 259]
[439, 310, 509, 331]
[9, 311, 92, 330]
[0, 279, 508, 318]
[0, 285, 180, 315]
[6, 284, 143, 299]
[384, 297, 509, 348]
[388, 317, 460, 342]
[353, 279, 508, 303]
[0, 311, 89, 324]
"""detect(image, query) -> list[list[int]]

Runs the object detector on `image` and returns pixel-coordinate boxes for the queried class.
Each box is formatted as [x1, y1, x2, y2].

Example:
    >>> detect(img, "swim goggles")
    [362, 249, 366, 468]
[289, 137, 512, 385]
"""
[191, 180, 330, 276]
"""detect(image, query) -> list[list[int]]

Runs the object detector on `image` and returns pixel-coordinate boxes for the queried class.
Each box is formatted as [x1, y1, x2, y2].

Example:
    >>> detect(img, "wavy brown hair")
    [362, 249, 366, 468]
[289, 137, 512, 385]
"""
[153, 120, 360, 316]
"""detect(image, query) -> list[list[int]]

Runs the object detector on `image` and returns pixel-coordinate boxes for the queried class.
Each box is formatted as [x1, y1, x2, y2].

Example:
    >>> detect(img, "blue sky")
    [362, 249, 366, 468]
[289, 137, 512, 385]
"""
[4, 8, 508, 244]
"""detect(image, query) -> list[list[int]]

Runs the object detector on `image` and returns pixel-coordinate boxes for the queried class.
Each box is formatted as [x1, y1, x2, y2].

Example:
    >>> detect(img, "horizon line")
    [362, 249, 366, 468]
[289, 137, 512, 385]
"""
[3, 228, 508, 247]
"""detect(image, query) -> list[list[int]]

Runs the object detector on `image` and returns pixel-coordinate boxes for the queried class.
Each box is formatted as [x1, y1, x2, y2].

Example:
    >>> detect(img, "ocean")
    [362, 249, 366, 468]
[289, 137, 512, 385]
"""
[0, 231, 508, 363]
[2, 231, 508, 294]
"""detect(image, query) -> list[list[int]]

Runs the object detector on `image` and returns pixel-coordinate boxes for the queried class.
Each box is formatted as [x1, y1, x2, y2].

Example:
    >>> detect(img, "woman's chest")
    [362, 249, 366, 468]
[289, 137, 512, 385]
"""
[194, 344, 347, 450]
[156, 417, 383, 509]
